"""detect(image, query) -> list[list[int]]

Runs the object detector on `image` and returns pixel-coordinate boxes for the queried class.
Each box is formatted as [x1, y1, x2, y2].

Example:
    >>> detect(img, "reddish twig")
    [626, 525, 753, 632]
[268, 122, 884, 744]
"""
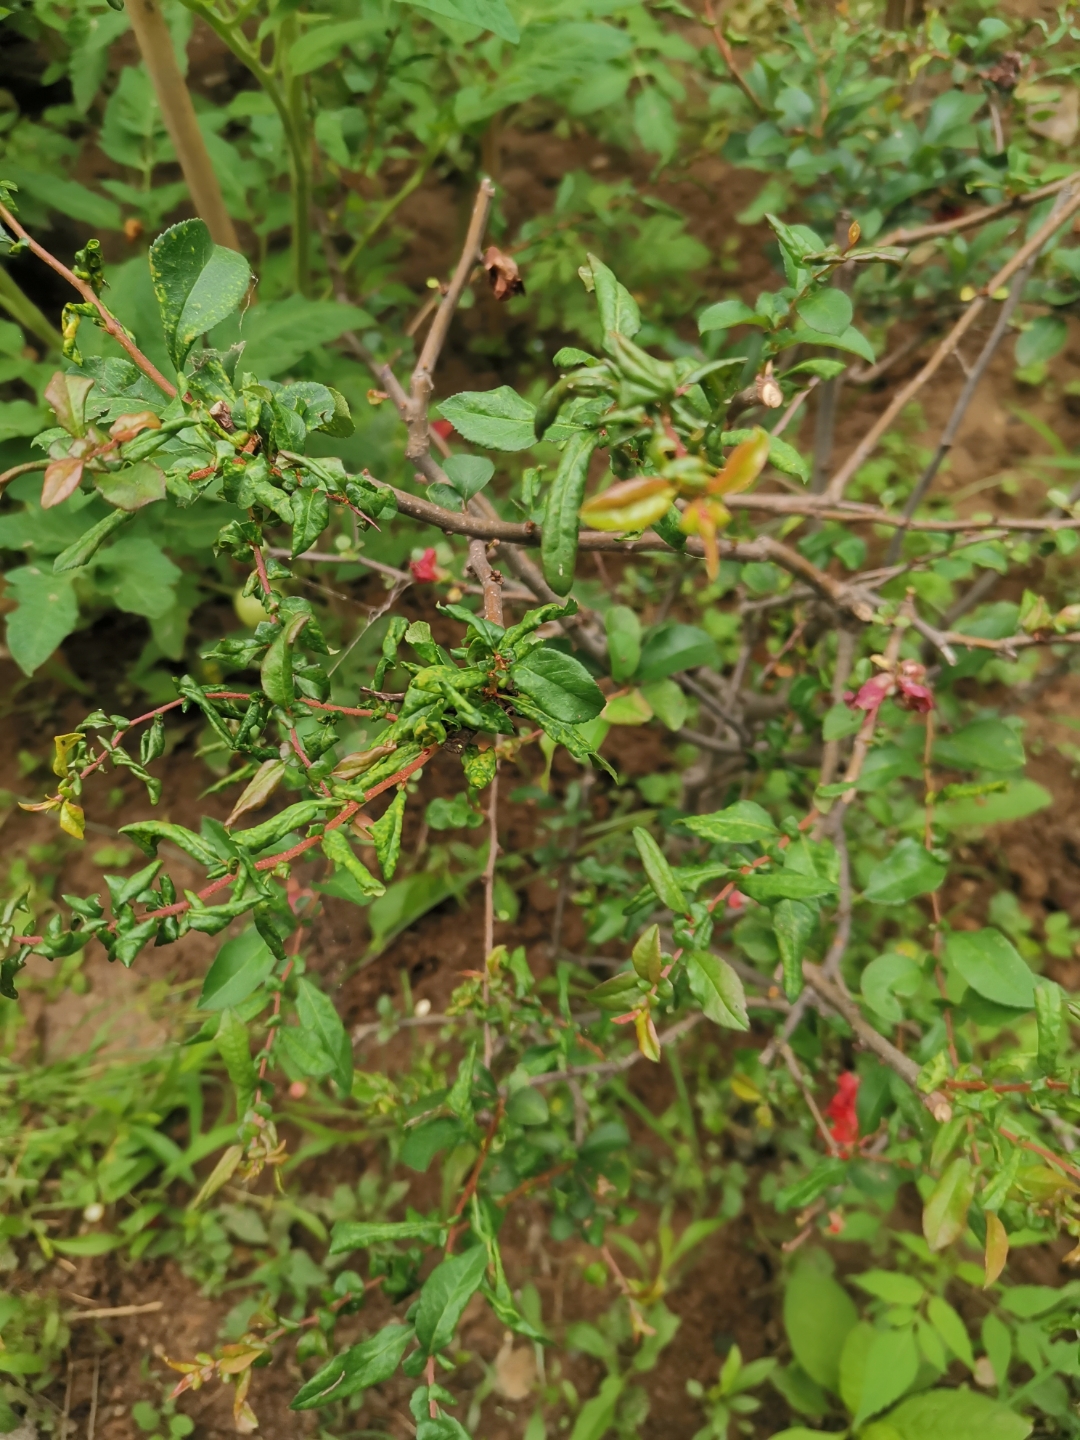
[0, 198, 177, 396]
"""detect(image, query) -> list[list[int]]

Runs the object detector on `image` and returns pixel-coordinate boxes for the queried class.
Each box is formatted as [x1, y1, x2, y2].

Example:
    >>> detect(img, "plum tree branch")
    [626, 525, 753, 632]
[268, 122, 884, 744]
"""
[407, 179, 496, 460]
[124, 0, 241, 250]
[884, 183, 1074, 563]
[0, 199, 177, 397]
[801, 963, 952, 1122]
[826, 181, 1080, 499]
[877, 171, 1080, 249]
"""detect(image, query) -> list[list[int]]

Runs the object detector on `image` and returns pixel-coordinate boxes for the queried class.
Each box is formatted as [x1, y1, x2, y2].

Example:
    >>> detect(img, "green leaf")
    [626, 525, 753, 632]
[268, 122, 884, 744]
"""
[588, 971, 645, 1011]
[860, 952, 922, 1025]
[329, 1221, 446, 1255]
[120, 820, 219, 867]
[149, 219, 251, 371]
[863, 838, 946, 905]
[217, 1007, 257, 1112]
[639, 678, 687, 731]
[52, 1232, 124, 1257]
[401, 0, 518, 40]
[795, 289, 853, 337]
[786, 324, 875, 364]
[698, 298, 760, 333]
[851, 1271, 924, 1306]
[682, 801, 776, 845]
[739, 871, 836, 901]
[416, 1418, 471, 1440]
[291, 488, 330, 558]
[437, 388, 536, 451]
[783, 1258, 857, 1392]
[291, 1324, 414, 1409]
[884, 1387, 1032, 1440]
[773, 899, 814, 1000]
[852, 1325, 919, 1427]
[633, 827, 687, 913]
[288, 18, 369, 74]
[506, 1086, 550, 1126]
[1036, 980, 1065, 1076]
[569, 1374, 625, 1440]
[295, 977, 353, 1095]
[442, 455, 494, 501]
[200, 927, 275, 1012]
[4, 566, 77, 675]
[922, 1157, 975, 1252]
[605, 605, 641, 681]
[52, 509, 134, 572]
[415, 1245, 489, 1357]
[224, 297, 374, 376]
[686, 950, 748, 1030]
[371, 788, 406, 881]
[822, 702, 862, 740]
[1016, 314, 1067, 369]
[601, 688, 653, 726]
[632, 85, 677, 163]
[926, 1296, 974, 1369]
[541, 431, 601, 595]
[234, 799, 328, 853]
[635, 622, 718, 682]
[586, 254, 641, 341]
[934, 719, 1025, 772]
[95, 462, 165, 513]
[510, 646, 605, 724]
[399, 1116, 465, 1171]
[945, 928, 1035, 1009]
[4, 164, 121, 229]
[720, 428, 809, 483]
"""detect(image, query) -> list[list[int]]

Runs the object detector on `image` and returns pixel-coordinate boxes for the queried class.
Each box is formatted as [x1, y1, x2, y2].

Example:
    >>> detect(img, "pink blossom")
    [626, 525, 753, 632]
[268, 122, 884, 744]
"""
[825, 1071, 860, 1146]
[410, 548, 439, 582]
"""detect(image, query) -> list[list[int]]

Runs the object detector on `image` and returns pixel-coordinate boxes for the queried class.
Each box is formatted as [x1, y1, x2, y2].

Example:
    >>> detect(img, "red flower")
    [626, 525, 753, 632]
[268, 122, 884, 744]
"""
[825, 1071, 860, 1147]
[430, 419, 455, 441]
[895, 659, 934, 713]
[409, 548, 439, 582]
[845, 673, 891, 716]
[727, 889, 747, 912]
[844, 661, 934, 720]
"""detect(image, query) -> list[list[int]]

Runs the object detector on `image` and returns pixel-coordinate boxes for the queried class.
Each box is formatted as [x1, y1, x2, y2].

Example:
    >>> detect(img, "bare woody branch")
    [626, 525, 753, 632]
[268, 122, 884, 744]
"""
[825, 181, 1080, 500]
[0, 199, 177, 397]
[801, 963, 952, 1122]
[878, 170, 1080, 249]
[124, 0, 241, 251]
[407, 178, 496, 460]
[884, 183, 1075, 563]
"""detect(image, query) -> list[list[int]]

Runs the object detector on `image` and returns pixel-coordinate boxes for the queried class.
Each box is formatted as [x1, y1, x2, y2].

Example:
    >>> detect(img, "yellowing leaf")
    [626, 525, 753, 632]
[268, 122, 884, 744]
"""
[579, 477, 675, 532]
[984, 1211, 1009, 1287]
[709, 428, 770, 496]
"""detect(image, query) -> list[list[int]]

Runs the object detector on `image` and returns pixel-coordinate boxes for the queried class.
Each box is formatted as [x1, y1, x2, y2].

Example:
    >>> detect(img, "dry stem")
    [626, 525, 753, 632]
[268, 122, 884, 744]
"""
[125, 0, 240, 250]
[826, 182, 1080, 499]
[407, 179, 496, 459]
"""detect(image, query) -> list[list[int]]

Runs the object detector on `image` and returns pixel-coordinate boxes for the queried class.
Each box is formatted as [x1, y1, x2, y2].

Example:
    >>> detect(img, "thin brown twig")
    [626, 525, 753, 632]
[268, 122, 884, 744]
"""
[802, 963, 951, 1122]
[515, 1013, 703, 1090]
[701, 0, 766, 112]
[885, 183, 1075, 563]
[877, 170, 1080, 249]
[407, 179, 496, 459]
[0, 459, 47, 489]
[779, 1042, 839, 1156]
[481, 762, 500, 1069]
[67, 1302, 164, 1321]
[0, 200, 176, 397]
[87, 1354, 100, 1440]
[826, 182, 1080, 499]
